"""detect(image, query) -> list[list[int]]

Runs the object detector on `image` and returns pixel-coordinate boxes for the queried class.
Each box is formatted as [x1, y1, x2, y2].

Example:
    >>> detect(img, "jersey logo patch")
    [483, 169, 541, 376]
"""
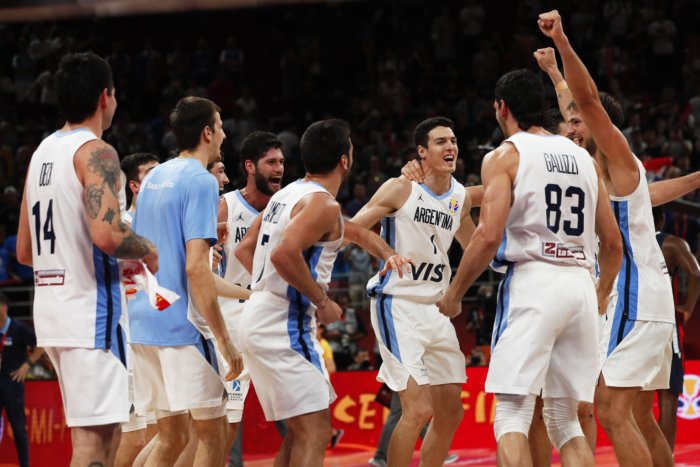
[448, 197, 459, 214]
[235, 212, 245, 222]
[541, 242, 586, 261]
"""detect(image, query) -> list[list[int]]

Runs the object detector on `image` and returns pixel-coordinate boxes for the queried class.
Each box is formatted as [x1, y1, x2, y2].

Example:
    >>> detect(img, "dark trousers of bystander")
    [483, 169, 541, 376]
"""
[0, 377, 29, 467]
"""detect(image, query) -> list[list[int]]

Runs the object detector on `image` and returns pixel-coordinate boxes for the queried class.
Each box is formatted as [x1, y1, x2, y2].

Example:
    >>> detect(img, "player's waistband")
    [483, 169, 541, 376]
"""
[249, 290, 295, 307]
[370, 292, 440, 304]
[511, 261, 593, 277]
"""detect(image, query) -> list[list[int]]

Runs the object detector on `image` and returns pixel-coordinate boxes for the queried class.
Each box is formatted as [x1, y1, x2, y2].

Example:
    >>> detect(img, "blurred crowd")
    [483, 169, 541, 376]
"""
[1, 0, 700, 365]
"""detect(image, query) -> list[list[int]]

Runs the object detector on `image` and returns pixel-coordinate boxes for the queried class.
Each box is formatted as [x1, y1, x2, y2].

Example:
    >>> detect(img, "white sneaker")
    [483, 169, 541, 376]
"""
[368, 457, 388, 467]
[443, 453, 459, 464]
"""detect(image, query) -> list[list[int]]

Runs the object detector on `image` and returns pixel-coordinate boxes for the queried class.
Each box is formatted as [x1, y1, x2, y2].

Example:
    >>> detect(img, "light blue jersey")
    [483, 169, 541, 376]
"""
[129, 157, 218, 346]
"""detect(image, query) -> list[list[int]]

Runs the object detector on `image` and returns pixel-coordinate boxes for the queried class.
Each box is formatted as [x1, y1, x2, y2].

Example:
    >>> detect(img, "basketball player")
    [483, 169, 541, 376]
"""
[16, 51, 159, 467]
[539, 11, 694, 466]
[121, 153, 160, 225]
[217, 131, 284, 452]
[437, 69, 622, 467]
[653, 207, 700, 450]
[128, 96, 243, 466]
[114, 152, 160, 467]
[530, 44, 700, 466]
[235, 119, 412, 466]
[350, 116, 475, 466]
[208, 157, 229, 194]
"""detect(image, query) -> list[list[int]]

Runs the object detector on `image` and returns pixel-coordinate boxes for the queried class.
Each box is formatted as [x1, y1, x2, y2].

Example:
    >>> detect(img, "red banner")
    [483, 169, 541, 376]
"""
[3, 363, 700, 463]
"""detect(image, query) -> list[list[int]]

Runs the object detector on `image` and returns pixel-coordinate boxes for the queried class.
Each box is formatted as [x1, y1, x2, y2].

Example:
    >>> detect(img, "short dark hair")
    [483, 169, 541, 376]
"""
[0, 292, 8, 307]
[544, 108, 565, 134]
[494, 69, 545, 131]
[121, 153, 160, 204]
[170, 97, 221, 152]
[55, 52, 114, 123]
[240, 131, 284, 175]
[414, 117, 454, 148]
[300, 119, 351, 175]
[567, 92, 625, 128]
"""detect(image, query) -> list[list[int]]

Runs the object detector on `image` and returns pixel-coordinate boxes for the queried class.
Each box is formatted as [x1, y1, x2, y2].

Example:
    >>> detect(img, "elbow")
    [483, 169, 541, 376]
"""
[17, 248, 32, 266]
[479, 228, 502, 253]
[269, 247, 289, 270]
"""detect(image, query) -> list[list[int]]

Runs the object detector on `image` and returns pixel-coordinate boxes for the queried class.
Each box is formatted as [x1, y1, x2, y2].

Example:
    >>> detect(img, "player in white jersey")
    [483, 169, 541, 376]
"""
[540, 11, 700, 466]
[437, 69, 622, 467]
[216, 131, 284, 452]
[350, 116, 475, 466]
[235, 119, 411, 467]
[16, 52, 159, 467]
[113, 152, 160, 467]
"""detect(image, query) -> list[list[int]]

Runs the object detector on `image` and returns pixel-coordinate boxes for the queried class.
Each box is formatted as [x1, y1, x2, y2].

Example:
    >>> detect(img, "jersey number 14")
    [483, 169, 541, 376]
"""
[32, 200, 56, 255]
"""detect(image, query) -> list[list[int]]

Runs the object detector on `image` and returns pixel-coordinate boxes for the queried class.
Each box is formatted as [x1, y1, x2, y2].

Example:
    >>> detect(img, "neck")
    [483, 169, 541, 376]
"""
[178, 149, 209, 169]
[304, 171, 341, 197]
[240, 184, 271, 212]
[62, 116, 103, 138]
[422, 171, 452, 196]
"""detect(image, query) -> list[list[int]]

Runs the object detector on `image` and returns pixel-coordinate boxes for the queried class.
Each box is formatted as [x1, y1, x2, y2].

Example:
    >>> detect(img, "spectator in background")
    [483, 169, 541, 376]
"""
[0, 292, 45, 467]
[344, 242, 372, 309]
[344, 183, 367, 217]
[3, 236, 32, 283]
[324, 294, 367, 371]
[0, 186, 20, 238]
[347, 347, 373, 371]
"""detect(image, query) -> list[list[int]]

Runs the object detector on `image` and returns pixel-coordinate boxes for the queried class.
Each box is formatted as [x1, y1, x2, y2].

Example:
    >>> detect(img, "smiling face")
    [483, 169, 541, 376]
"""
[418, 126, 458, 174]
[252, 147, 285, 195]
[209, 161, 229, 192]
[567, 109, 597, 155]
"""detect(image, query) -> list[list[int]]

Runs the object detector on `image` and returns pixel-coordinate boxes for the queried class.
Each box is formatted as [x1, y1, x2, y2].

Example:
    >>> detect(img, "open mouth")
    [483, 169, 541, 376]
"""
[571, 136, 583, 147]
[443, 155, 455, 163]
[268, 177, 282, 187]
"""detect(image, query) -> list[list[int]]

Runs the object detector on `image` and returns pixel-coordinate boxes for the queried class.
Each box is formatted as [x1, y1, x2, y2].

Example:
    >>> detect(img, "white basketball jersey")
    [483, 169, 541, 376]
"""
[251, 180, 343, 301]
[367, 179, 466, 300]
[26, 128, 126, 349]
[218, 190, 259, 313]
[491, 132, 598, 273]
[609, 159, 674, 323]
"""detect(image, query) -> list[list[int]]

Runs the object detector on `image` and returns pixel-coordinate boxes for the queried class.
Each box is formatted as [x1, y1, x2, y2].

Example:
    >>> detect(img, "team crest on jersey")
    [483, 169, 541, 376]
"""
[678, 374, 700, 420]
[448, 197, 459, 214]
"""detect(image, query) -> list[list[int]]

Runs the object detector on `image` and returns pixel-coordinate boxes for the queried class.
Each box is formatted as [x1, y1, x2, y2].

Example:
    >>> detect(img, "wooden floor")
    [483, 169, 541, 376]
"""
[243, 444, 700, 466]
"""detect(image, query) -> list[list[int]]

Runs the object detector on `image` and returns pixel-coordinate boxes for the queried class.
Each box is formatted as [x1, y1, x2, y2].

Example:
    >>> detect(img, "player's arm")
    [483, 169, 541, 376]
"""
[74, 141, 158, 272]
[212, 273, 252, 300]
[649, 171, 700, 207]
[217, 196, 228, 223]
[455, 189, 476, 249]
[343, 221, 414, 278]
[540, 11, 639, 194]
[665, 236, 700, 320]
[349, 177, 411, 230]
[466, 185, 484, 208]
[270, 194, 343, 324]
[16, 180, 32, 266]
[534, 47, 573, 120]
[437, 144, 516, 318]
[593, 161, 623, 314]
[235, 212, 262, 274]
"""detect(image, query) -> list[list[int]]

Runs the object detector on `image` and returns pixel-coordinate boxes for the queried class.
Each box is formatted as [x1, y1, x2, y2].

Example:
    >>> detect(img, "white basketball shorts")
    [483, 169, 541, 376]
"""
[485, 262, 599, 402]
[238, 291, 336, 421]
[370, 294, 466, 391]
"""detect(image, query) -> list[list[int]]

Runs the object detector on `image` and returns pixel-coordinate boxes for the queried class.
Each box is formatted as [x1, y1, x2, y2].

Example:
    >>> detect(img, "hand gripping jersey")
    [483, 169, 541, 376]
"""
[490, 132, 598, 273]
[218, 190, 258, 312]
[609, 159, 674, 323]
[26, 128, 125, 349]
[366, 179, 466, 300]
[251, 180, 343, 300]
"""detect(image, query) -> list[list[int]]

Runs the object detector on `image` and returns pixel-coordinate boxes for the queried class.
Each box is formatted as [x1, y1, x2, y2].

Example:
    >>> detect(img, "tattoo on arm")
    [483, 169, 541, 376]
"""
[118, 220, 128, 233]
[86, 184, 104, 219]
[102, 207, 116, 224]
[87, 145, 121, 197]
[113, 231, 152, 259]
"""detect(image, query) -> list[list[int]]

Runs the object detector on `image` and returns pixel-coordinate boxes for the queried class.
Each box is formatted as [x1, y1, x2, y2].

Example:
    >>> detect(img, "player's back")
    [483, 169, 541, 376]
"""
[251, 179, 343, 302]
[26, 128, 125, 349]
[492, 132, 598, 273]
[367, 179, 466, 301]
[611, 159, 674, 323]
[130, 157, 219, 346]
